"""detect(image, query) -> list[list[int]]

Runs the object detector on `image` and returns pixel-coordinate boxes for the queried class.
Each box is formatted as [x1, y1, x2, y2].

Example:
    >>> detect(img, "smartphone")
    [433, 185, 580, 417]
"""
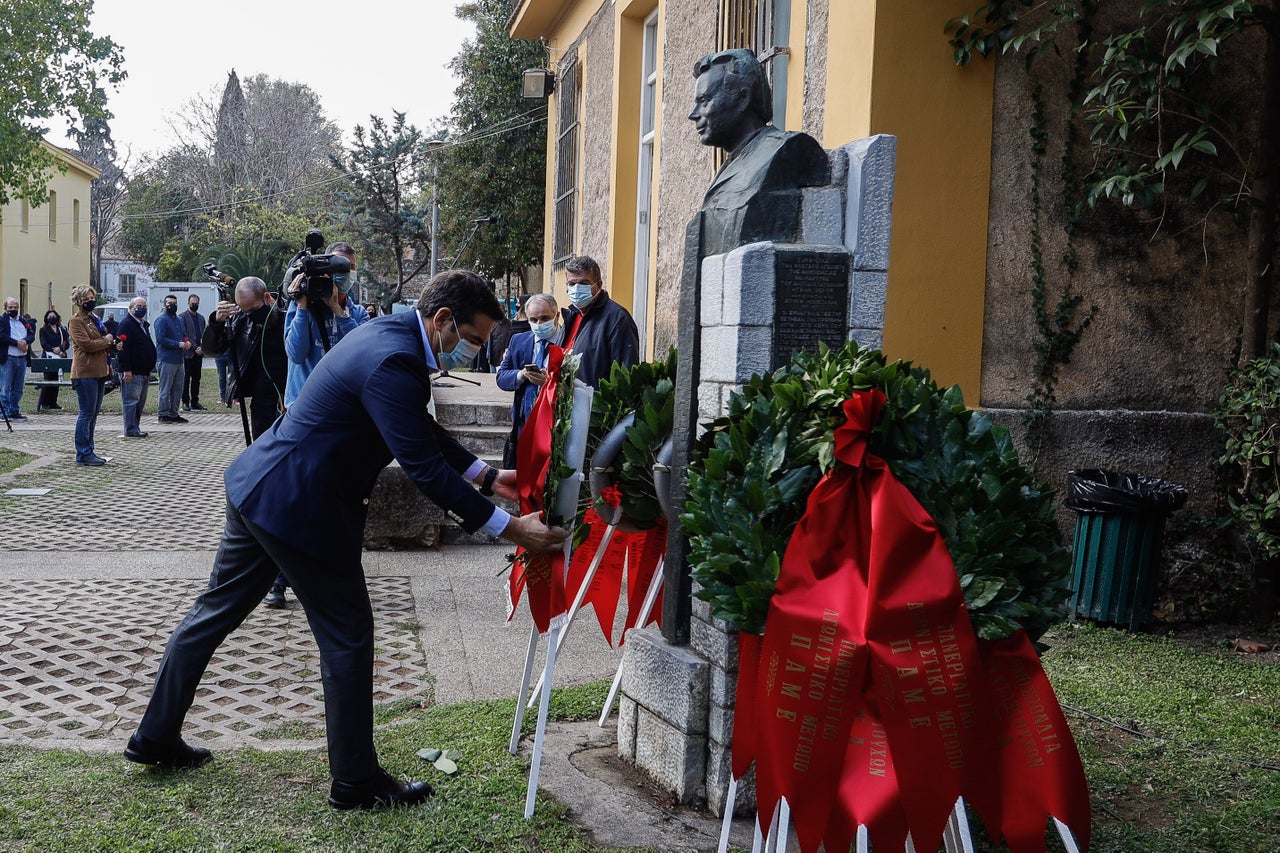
[524, 364, 542, 372]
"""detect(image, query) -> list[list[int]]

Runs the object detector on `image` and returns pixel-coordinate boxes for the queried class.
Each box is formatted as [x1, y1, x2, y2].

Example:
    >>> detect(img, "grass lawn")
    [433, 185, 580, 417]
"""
[1035, 621, 1280, 853]
[0, 446, 36, 475]
[0, 682, 631, 853]
[17, 373, 232, 417]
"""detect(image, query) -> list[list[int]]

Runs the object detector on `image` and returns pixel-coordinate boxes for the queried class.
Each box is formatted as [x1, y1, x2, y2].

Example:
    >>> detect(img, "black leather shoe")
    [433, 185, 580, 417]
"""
[124, 733, 212, 768]
[263, 586, 287, 609]
[329, 769, 435, 810]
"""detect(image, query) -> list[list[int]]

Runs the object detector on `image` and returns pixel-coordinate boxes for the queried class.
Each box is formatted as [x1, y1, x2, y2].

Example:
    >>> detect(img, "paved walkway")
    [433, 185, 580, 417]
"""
[0, 393, 620, 751]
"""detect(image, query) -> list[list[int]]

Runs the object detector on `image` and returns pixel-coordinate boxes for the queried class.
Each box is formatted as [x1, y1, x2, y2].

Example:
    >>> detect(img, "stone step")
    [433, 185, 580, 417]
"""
[435, 399, 511, 427]
[447, 423, 510, 457]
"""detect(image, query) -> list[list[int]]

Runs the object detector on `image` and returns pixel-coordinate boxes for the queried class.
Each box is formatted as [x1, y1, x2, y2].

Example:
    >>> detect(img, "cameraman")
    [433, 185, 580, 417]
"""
[201, 277, 287, 439]
[283, 242, 368, 408]
[126, 269, 567, 810]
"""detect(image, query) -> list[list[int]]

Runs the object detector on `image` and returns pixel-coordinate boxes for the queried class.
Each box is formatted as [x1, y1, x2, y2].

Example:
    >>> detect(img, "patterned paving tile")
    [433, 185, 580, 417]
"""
[0, 577, 430, 748]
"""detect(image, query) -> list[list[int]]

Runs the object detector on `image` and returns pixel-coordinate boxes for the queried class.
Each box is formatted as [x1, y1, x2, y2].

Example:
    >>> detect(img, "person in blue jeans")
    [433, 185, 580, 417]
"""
[66, 285, 115, 465]
[1, 297, 34, 420]
[153, 294, 190, 424]
[116, 296, 157, 438]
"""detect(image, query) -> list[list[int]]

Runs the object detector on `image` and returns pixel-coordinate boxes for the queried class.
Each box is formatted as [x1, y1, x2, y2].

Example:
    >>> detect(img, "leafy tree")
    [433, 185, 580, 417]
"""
[159, 71, 343, 223]
[117, 161, 200, 266]
[947, 0, 1280, 360]
[435, 0, 547, 282]
[66, 86, 127, 290]
[0, 0, 124, 207]
[333, 112, 434, 310]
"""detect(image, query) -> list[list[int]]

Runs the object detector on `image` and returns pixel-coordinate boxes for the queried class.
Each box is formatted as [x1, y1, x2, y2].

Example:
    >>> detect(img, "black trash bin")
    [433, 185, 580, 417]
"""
[1064, 469, 1188, 631]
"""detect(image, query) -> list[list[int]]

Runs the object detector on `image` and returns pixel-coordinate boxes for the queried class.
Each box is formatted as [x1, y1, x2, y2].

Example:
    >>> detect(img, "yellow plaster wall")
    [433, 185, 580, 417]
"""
[0, 145, 98, 317]
[823, 0, 994, 401]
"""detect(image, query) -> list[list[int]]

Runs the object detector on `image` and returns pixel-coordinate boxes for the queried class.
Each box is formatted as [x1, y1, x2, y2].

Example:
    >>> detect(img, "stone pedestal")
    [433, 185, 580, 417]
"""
[621, 134, 897, 811]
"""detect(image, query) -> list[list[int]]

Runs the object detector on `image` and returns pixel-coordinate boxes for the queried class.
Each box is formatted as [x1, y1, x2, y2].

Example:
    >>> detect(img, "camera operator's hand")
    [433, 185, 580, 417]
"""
[324, 288, 348, 318]
[289, 273, 307, 310]
[215, 301, 239, 322]
[501, 512, 569, 554]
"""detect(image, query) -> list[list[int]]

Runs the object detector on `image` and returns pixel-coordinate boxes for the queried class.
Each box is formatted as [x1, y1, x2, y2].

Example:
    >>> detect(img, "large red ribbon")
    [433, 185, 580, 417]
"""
[563, 514, 667, 646]
[509, 344, 569, 634]
[566, 508, 628, 644]
[623, 519, 666, 634]
[736, 390, 1089, 852]
[980, 632, 1092, 853]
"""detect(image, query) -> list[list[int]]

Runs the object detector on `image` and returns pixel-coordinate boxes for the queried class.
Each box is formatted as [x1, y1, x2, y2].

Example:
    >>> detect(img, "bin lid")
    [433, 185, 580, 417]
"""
[1065, 468, 1188, 513]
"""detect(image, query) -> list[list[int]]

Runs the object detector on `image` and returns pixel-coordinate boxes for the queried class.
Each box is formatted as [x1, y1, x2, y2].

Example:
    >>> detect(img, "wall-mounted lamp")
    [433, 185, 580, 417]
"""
[521, 68, 556, 99]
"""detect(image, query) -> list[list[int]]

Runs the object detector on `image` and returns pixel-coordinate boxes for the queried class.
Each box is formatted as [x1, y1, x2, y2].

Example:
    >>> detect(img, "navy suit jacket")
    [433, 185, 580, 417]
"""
[224, 310, 497, 561]
[496, 331, 540, 424]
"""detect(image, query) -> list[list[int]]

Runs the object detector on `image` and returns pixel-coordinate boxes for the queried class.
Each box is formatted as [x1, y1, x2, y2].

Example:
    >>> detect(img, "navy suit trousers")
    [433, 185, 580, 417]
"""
[137, 501, 378, 782]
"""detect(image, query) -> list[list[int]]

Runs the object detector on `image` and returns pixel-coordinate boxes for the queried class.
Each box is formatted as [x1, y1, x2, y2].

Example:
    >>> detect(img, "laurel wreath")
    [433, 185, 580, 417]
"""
[585, 349, 678, 530]
[682, 342, 1071, 639]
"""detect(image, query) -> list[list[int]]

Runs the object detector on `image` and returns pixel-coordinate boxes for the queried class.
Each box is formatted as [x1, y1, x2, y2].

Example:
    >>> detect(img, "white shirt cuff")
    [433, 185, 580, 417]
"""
[481, 506, 511, 537]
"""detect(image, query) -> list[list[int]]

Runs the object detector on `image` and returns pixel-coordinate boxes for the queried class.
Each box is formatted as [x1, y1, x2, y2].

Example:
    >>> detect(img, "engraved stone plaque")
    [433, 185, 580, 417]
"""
[772, 249, 852, 369]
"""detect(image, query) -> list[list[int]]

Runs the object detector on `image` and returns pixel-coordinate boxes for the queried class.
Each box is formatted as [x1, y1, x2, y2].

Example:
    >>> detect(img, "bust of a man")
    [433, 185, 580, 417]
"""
[689, 49, 831, 256]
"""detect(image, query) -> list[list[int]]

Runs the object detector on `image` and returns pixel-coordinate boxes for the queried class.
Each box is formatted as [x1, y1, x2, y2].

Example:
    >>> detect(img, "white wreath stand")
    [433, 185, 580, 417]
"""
[507, 380, 593, 819]
[715, 783, 1084, 853]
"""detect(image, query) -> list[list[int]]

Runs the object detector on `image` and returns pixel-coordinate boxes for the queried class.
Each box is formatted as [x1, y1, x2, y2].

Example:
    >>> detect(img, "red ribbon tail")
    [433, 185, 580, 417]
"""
[731, 632, 763, 780]
[981, 633, 1092, 853]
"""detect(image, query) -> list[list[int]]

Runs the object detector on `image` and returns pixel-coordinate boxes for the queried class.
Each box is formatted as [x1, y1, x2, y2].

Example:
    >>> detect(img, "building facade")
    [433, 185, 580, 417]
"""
[0, 142, 101, 317]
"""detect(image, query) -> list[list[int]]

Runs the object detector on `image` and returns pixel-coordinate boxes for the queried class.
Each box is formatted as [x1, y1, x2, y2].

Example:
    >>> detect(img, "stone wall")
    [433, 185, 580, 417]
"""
[980, 2, 1277, 519]
[652, 0, 718, 355]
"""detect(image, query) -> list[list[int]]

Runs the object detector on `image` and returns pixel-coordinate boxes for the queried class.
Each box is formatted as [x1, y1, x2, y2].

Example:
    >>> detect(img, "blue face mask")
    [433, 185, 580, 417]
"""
[437, 318, 481, 371]
[531, 320, 557, 341]
[567, 283, 595, 309]
[333, 270, 357, 294]
[133, 307, 147, 318]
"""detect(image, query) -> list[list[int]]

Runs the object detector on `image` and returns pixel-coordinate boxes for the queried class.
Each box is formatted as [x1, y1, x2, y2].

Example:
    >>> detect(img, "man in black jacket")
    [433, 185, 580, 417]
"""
[561, 256, 639, 387]
[201, 277, 288, 440]
[116, 296, 157, 438]
[181, 294, 208, 411]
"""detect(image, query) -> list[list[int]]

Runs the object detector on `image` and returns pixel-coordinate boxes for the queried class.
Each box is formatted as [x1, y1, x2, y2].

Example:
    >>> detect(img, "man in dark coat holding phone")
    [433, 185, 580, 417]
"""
[125, 270, 568, 810]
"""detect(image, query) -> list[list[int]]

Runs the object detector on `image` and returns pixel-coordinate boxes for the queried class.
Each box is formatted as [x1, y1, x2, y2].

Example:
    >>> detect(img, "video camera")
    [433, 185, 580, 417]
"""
[282, 228, 351, 304]
[201, 263, 236, 302]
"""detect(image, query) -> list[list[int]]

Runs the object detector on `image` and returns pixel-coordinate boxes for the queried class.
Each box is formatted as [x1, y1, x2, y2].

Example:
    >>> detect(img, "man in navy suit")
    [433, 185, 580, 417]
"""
[125, 270, 567, 810]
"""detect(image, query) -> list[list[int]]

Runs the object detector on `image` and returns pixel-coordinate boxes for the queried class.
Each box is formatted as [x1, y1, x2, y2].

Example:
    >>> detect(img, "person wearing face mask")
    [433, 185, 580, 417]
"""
[126, 269, 567, 811]
[153, 295, 191, 425]
[37, 308, 70, 411]
[283, 243, 368, 409]
[116, 297, 157, 439]
[496, 293, 563, 461]
[561, 255, 639, 388]
[200, 277, 288, 441]
[180, 294, 208, 412]
[66, 285, 115, 464]
[0, 297, 36, 421]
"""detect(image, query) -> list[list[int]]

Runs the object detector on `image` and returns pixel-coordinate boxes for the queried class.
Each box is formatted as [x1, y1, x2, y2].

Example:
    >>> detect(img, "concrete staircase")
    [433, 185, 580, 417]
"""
[363, 374, 518, 549]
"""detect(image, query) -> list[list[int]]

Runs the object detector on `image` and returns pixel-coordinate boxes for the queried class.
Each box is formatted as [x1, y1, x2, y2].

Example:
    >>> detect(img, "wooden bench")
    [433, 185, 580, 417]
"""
[26, 358, 73, 412]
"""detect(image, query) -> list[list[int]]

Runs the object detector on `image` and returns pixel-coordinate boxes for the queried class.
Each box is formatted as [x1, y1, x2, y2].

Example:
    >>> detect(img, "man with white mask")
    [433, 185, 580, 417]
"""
[561, 255, 639, 387]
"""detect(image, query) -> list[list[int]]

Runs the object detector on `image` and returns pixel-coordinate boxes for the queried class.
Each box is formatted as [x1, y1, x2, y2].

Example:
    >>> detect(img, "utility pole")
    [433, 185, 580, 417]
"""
[427, 139, 445, 278]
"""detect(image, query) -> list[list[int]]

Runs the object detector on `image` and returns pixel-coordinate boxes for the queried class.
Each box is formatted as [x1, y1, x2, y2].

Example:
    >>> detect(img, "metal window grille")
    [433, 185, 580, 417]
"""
[713, 0, 790, 169]
[552, 55, 581, 269]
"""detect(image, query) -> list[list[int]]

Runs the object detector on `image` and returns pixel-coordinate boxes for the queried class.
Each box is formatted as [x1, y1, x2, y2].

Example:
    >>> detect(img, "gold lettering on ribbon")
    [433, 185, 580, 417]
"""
[793, 714, 819, 772]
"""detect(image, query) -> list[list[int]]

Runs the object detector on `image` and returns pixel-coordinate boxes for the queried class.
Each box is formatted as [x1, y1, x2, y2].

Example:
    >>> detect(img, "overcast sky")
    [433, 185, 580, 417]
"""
[49, 0, 477, 158]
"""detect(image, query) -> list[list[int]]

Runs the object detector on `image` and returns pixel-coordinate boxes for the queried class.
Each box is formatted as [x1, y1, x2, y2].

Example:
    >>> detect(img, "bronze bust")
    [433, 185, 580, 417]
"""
[689, 49, 831, 256]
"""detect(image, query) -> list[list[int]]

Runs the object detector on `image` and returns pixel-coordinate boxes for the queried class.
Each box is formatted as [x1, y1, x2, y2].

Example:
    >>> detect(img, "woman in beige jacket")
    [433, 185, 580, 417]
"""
[67, 284, 115, 466]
